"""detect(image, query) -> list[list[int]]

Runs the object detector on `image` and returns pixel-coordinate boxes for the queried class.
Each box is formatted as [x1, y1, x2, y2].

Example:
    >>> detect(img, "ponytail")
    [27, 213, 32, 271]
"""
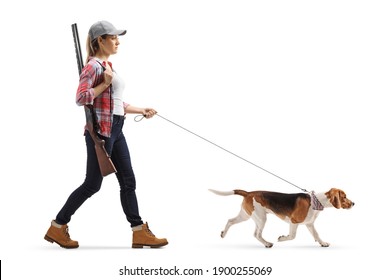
[85, 34, 108, 64]
[86, 35, 97, 64]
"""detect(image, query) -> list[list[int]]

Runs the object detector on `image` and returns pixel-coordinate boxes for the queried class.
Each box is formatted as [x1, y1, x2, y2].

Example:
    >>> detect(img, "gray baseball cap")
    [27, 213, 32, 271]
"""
[88, 20, 126, 41]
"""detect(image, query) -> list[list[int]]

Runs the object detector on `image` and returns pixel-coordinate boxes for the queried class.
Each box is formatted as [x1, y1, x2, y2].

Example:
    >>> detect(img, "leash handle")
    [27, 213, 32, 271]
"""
[134, 114, 146, 122]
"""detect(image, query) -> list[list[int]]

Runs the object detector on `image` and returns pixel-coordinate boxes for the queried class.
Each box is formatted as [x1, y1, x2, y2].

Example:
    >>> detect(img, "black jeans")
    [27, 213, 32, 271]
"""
[56, 115, 143, 227]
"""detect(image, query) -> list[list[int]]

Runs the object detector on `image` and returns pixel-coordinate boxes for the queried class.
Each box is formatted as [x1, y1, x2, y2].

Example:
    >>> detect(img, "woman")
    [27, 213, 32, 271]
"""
[44, 20, 168, 249]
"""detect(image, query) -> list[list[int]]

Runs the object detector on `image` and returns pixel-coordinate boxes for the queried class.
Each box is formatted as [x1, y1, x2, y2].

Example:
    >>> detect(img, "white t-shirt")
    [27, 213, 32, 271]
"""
[111, 72, 125, 116]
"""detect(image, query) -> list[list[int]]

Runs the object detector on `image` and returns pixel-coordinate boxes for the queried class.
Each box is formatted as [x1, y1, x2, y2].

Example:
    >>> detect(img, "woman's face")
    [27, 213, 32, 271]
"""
[99, 35, 120, 55]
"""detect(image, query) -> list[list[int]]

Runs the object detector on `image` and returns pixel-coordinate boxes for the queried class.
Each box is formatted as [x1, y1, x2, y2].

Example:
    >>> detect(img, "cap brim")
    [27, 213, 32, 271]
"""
[109, 30, 126, 36]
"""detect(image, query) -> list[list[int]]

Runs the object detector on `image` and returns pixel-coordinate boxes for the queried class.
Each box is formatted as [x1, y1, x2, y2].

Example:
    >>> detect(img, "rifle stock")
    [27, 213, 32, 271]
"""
[71, 23, 117, 176]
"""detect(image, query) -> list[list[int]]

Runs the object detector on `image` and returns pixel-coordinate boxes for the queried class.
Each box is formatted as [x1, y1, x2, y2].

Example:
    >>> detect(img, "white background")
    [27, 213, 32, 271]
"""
[1, 0, 389, 279]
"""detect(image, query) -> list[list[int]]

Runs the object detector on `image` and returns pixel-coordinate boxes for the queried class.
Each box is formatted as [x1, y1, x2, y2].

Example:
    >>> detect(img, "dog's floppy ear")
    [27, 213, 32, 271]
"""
[326, 188, 342, 209]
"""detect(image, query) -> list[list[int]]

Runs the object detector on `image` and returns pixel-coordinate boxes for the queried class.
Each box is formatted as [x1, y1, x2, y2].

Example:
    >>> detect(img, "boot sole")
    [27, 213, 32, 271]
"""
[132, 241, 168, 248]
[44, 235, 79, 249]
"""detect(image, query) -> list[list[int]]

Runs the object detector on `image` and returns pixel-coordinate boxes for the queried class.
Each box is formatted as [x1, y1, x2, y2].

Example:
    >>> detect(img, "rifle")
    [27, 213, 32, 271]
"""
[71, 23, 117, 177]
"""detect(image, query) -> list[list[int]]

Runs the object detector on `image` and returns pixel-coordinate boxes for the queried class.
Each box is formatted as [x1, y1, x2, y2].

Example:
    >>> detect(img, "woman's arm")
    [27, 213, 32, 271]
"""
[124, 104, 157, 118]
[76, 62, 113, 105]
[93, 63, 113, 97]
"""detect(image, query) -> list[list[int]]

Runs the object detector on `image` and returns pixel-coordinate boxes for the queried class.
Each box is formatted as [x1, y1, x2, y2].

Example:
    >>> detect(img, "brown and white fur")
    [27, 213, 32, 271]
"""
[209, 188, 354, 248]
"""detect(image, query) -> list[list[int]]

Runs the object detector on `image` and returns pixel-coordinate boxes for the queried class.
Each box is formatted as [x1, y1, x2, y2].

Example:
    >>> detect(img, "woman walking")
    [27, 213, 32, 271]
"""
[44, 20, 168, 249]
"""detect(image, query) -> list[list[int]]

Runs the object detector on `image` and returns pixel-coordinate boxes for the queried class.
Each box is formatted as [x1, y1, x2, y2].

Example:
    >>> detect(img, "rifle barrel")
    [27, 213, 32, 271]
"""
[71, 23, 84, 75]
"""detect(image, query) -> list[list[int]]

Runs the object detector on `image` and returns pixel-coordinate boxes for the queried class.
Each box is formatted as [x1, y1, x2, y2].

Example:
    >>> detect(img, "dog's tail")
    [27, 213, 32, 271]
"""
[209, 189, 248, 197]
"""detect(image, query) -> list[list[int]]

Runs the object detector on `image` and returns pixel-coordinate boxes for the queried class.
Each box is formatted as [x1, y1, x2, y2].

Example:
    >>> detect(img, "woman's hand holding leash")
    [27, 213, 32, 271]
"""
[142, 108, 157, 119]
[132, 108, 157, 122]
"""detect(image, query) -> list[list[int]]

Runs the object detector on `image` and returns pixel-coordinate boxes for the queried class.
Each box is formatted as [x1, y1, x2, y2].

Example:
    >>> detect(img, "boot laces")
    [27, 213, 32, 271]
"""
[145, 223, 155, 237]
[62, 225, 71, 241]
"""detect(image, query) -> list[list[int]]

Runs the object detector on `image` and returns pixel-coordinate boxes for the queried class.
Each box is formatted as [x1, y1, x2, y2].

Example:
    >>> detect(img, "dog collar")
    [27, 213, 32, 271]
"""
[310, 191, 324, 211]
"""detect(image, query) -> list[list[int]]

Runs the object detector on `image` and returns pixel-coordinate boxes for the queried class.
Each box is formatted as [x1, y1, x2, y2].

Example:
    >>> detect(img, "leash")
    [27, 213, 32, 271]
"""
[134, 114, 308, 193]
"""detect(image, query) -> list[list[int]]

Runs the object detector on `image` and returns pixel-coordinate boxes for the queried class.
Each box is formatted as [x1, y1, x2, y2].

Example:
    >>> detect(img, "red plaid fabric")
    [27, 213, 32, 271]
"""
[76, 58, 120, 137]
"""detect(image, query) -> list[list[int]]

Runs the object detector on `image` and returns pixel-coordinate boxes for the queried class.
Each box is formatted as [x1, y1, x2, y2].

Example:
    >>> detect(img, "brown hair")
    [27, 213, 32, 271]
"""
[85, 34, 107, 64]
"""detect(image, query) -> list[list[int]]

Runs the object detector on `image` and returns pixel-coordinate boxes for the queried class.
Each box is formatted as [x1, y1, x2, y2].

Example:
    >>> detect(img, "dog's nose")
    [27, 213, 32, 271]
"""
[352, 202, 355, 206]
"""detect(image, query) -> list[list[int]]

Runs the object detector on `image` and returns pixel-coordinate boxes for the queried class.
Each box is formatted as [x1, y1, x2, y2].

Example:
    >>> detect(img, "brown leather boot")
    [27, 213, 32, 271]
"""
[44, 220, 79, 249]
[132, 222, 168, 248]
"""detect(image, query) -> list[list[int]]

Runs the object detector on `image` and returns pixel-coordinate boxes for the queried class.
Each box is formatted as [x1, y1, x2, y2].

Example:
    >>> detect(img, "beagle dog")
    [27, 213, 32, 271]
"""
[209, 188, 354, 248]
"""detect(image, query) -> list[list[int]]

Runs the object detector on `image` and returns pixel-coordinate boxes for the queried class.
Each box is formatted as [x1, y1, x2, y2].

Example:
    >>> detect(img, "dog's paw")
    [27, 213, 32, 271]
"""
[265, 242, 273, 248]
[220, 231, 226, 238]
[320, 242, 330, 247]
[278, 235, 289, 242]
